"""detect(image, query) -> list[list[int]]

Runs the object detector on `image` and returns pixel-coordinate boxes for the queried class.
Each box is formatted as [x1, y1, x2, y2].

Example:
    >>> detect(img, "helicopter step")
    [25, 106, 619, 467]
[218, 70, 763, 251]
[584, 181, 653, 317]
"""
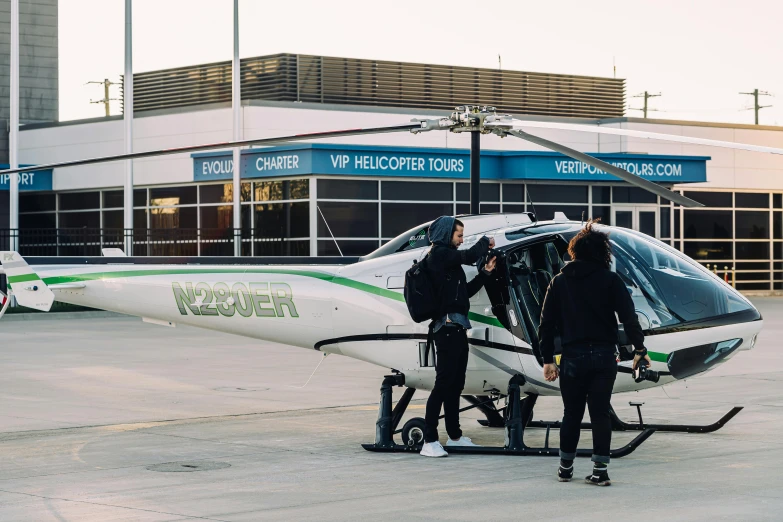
[362, 374, 655, 457]
[523, 402, 744, 434]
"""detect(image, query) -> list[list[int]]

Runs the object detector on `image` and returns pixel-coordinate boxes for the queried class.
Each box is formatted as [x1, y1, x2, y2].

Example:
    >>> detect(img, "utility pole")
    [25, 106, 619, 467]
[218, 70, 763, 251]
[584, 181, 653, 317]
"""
[631, 91, 661, 118]
[87, 79, 120, 116]
[740, 89, 772, 125]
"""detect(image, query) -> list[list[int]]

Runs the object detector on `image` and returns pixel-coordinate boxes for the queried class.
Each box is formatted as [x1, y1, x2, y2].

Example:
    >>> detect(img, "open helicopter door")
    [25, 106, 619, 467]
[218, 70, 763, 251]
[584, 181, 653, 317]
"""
[484, 235, 571, 384]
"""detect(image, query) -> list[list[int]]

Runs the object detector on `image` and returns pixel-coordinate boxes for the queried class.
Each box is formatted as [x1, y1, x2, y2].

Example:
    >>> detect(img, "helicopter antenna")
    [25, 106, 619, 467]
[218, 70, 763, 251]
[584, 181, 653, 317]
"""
[525, 186, 538, 221]
[317, 205, 344, 256]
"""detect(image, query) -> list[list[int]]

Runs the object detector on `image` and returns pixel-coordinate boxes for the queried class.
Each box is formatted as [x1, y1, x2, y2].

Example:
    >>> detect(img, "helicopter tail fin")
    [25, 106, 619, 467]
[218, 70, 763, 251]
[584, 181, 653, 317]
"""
[0, 252, 55, 311]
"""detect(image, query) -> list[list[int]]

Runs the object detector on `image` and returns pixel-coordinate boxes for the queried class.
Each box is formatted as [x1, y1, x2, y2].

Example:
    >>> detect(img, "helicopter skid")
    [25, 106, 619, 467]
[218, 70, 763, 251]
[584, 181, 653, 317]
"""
[524, 405, 744, 434]
[363, 374, 654, 458]
[362, 428, 654, 458]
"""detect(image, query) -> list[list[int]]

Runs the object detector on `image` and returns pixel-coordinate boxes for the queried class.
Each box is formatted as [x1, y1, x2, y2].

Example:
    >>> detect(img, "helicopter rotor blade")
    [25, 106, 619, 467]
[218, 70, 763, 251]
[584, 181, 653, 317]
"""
[0, 122, 423, 176]
[504, 129, 704, 208]
[486, 118, 783, 156]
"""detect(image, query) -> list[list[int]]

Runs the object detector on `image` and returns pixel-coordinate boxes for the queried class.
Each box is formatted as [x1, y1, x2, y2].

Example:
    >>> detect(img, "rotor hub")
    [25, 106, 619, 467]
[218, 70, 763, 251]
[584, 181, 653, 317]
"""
[411, 104, 514, 135]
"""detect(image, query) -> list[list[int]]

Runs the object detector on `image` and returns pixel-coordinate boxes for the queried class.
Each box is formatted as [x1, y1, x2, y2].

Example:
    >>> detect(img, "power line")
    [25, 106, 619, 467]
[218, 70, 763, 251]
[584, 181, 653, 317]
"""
[739, 89, 773, 125]
[86, 78, 120, 116]
[629, 91, 661, 118]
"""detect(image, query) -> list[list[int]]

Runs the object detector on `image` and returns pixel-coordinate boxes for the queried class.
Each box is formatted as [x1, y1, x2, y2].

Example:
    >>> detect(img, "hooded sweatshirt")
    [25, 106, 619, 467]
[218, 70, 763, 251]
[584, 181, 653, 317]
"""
[538, 259, 645, 364]
[426, 216, 491, 331]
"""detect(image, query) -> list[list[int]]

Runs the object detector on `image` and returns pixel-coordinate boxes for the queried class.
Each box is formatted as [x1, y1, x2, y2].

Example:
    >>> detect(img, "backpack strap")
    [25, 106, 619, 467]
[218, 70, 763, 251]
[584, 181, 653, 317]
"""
[424, 323, 435, 367]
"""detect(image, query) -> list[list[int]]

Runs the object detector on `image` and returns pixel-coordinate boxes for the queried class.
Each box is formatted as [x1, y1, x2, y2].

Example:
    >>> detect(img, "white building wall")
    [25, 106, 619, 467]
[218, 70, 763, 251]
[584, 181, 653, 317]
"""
[18, 103, 783, 191]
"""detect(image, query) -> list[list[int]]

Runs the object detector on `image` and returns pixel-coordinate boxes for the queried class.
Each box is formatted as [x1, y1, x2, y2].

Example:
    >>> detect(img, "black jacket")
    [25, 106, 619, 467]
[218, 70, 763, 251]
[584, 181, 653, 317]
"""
[426, 236, 491, 320]
[538, 259, 645, 364]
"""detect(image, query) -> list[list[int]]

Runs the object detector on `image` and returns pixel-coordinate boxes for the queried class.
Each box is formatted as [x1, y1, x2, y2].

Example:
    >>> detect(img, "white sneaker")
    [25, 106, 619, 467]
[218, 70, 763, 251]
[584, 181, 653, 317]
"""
[446, 436, 479, 447]
[420, 441, 448, 457]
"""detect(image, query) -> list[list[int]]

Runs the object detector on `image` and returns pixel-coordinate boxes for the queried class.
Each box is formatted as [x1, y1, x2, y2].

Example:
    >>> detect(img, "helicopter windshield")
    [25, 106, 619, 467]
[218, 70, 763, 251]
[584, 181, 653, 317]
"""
[606, 228, 754, 329]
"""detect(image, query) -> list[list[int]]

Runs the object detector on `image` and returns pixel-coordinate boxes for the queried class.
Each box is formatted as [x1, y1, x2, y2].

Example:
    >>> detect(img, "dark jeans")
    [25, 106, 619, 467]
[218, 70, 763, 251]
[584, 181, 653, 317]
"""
[558, 345, 618, 464]
[424, 325, 469, 443]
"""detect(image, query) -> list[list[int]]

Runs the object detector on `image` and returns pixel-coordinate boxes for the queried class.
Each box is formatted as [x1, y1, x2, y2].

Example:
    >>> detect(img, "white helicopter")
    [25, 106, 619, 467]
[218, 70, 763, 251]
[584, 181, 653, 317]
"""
[1, 106, 777, 458]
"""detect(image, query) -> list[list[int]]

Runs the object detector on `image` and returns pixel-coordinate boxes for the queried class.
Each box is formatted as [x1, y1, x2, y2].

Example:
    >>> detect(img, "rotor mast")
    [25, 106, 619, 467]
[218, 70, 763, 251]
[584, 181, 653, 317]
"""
[414, 105, 499, 215]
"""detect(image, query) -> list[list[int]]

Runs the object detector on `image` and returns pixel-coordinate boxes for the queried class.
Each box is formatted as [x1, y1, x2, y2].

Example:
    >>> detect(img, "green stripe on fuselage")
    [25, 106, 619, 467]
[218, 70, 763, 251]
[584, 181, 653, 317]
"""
[8, 273, 40, 284]
[39, 266, 667, 360]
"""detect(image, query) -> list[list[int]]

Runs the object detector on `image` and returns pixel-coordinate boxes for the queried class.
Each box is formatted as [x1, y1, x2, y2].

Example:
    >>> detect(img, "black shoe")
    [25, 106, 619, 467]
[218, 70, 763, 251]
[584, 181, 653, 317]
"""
[585, 470, 611, 486]
[557, 464, 574, 482]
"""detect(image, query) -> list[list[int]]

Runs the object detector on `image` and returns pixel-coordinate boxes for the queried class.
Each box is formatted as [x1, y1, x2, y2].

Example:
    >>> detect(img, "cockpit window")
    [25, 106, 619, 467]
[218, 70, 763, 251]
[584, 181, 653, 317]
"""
[360, 223, 432, 261]
[608, 228, 753, 328]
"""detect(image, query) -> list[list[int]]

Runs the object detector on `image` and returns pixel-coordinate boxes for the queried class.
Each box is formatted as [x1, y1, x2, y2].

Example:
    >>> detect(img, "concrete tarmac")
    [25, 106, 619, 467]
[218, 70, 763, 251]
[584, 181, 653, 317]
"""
[1, 299, 782, 521]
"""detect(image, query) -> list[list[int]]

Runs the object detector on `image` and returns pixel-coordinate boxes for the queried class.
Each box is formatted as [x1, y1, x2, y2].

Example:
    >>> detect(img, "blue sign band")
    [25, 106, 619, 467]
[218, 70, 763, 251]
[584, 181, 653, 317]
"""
[0, 164, 53, 191]
[192, 144, 709, 184]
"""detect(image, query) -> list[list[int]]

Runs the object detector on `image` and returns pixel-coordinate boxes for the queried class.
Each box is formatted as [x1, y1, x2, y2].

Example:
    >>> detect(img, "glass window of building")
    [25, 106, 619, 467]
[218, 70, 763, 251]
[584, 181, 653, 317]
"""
[103, 190, 123, 208]
[503, 184, 525, 203]
[255, 179, 309, 201]
[60, 191, 99, 211]
[20, 212, 56, 229]
[150, 186, 197, 206]
[683, 241, 732, 261]
[381, 181, 451, 201]
[456, 183, 469, 201]
[528, 184, 588, 203]
[318, 201, 378, 237]
[592, 186, 610, 204]
[735, 211, 769, 239]
[150, 206, 197, 229]
[200, 205, 233, 229]
[103, 210, 123, 229]
[20, 193, 55, 212]
[735, 192, 769, 209]
[480, 184, 500, 202]
[381, 202, 453, 237]
[255, 202, 309, 238]
[200, 183, 234, 204]
[684, 210, 732, 239]
[736, 242, 769, 260]
[318, 179, 376, 200]
[612, 187, 657, 204]
[683, 191, 732, 207]
[592, 206, 611, 226]
[59, 211, 100, 228]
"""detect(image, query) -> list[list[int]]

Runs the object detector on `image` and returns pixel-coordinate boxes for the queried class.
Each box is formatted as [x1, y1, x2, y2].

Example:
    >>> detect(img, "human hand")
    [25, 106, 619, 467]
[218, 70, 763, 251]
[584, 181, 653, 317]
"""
[488, 237, 496, 249]
[484, 256, 497, 273]
[632, 353, 652, 370]
[543, 363, 559, 382]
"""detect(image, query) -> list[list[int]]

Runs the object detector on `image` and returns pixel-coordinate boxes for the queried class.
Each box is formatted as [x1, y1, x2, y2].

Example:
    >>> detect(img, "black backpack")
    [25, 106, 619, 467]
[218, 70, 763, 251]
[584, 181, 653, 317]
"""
[404, 255, 439, 323]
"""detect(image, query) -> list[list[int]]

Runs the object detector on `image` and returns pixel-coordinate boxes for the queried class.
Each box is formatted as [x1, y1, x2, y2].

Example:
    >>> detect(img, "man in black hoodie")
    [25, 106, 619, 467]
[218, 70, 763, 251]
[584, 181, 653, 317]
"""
[420, 216, 496, 458]
[538, 221, 651, 485]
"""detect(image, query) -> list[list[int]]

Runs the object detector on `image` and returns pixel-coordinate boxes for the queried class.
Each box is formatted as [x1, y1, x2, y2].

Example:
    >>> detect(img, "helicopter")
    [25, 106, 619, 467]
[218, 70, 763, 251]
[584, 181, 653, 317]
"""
[1, 105, 778, 458]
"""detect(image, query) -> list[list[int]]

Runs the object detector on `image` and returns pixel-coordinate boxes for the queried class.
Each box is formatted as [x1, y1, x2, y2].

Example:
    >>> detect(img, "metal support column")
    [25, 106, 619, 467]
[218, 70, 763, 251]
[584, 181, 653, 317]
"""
[123, 0, 134, 254]
[470, 131, 481, 214]
[232, 0, 242, 256]
[9, 0, 19, 251]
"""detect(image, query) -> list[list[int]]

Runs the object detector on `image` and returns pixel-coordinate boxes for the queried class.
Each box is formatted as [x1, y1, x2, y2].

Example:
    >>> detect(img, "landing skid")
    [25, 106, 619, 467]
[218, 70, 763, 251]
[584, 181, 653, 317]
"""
[525, 402, 744, 434]
[362, 374, 654, 458]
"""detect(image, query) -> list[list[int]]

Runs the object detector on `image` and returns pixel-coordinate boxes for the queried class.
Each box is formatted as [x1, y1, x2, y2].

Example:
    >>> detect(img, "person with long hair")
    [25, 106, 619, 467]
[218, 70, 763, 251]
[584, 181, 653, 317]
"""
[538, 220, 651, 486]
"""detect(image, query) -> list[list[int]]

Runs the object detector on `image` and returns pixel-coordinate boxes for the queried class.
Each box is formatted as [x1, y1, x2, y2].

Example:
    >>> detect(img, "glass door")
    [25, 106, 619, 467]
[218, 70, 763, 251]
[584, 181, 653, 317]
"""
[612, 206, 659, 238]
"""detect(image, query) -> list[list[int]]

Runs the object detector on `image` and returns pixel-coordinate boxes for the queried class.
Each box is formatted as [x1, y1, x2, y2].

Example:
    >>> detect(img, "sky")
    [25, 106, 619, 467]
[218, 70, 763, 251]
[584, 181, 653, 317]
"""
[59, 0, 783, 126]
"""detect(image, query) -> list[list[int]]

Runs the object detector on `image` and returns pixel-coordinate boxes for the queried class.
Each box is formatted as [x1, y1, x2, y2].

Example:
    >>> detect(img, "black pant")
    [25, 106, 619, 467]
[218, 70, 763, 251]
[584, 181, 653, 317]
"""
[424, 325, 469, 443]
[558, 345, 618, 464]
